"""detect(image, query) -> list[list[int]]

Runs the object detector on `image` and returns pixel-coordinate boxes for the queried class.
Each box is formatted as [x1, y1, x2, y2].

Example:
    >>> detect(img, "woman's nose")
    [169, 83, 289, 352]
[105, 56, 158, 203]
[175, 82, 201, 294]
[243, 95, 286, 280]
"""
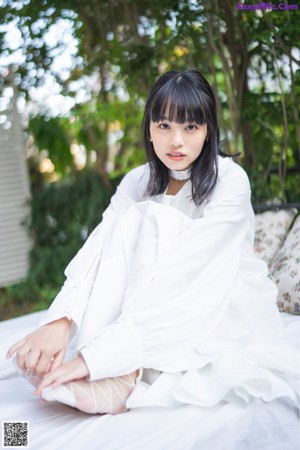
[171, 130, 184, 147]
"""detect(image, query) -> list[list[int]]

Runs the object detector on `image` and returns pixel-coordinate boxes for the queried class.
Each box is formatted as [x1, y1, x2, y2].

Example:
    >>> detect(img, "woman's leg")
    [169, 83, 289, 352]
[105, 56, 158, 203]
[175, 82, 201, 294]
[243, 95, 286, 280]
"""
[41, 370, 140, 414]
[19, 366, 140, 414]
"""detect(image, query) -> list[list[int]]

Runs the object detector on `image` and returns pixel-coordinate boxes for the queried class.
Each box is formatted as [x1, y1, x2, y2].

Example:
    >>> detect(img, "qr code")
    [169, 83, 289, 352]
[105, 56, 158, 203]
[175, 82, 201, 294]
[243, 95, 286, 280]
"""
[2, 421, 29, 448]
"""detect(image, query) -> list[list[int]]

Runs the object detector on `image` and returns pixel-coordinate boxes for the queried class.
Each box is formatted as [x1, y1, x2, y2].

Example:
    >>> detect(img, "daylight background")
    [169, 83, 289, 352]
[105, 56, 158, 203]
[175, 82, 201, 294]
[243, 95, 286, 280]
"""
[0, 0, 299, 318]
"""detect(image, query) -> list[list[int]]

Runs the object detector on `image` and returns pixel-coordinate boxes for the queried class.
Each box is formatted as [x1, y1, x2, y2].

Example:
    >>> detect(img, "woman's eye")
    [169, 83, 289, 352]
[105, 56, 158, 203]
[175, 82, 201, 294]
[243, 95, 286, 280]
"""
[159, 123, 170, 130]
[186, 124, 198, 131]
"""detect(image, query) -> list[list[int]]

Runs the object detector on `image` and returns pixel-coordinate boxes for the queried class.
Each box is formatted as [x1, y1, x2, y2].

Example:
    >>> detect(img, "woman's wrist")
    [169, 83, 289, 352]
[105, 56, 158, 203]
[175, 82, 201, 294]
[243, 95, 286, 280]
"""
[47, 316, 72, 330]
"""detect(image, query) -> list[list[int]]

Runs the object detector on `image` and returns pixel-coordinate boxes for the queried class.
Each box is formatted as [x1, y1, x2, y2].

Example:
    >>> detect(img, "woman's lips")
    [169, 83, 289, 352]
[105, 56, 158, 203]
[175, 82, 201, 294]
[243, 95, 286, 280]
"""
[167, 152, 185, 161]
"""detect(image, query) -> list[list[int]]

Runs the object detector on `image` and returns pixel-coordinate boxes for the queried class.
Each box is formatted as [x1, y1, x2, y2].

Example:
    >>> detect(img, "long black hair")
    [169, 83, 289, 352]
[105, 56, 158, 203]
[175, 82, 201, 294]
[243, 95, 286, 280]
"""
[142, 69, 222, 206]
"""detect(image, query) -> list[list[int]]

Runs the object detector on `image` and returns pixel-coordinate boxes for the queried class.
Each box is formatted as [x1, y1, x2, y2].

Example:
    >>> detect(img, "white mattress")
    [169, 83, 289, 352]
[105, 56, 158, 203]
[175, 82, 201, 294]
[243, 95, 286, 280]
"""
[0, 311, 299, 450]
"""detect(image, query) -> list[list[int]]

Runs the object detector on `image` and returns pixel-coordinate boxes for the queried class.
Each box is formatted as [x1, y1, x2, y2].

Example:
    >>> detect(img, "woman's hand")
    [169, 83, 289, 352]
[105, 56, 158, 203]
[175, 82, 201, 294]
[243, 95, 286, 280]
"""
[34, 355, 89, 396]
[6, 317, 71, 377]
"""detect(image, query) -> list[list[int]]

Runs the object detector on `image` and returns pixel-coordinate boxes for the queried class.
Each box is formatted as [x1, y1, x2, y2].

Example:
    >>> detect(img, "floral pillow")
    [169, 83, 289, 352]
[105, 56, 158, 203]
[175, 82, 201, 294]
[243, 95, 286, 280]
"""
[269, 215, 300, 315]
[254, 209, 297, 266]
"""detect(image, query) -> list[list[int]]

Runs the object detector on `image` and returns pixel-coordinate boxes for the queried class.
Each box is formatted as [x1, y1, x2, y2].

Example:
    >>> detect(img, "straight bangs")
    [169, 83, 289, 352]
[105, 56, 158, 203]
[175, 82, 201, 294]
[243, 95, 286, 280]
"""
[150, 81, 207, 125]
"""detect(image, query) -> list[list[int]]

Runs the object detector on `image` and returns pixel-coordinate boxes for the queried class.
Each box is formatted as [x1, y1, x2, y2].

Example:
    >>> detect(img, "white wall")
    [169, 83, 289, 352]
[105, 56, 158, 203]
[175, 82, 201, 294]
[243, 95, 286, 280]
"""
[0, 74, 32, 287]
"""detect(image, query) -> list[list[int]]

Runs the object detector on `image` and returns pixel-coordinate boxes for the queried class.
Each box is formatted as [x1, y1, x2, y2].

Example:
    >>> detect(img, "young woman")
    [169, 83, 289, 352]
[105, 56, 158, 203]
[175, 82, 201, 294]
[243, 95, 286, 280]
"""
[7, 70, 300, 414]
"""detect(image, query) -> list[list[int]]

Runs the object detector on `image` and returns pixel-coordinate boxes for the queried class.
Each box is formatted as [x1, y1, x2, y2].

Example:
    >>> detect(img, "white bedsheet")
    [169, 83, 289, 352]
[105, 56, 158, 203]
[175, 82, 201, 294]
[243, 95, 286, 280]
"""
[0, 311, 299, 449]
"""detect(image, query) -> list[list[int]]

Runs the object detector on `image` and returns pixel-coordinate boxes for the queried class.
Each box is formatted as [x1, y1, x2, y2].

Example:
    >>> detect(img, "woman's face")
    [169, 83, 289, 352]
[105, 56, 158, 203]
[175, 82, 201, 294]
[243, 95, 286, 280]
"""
[149, 119, 208, 171]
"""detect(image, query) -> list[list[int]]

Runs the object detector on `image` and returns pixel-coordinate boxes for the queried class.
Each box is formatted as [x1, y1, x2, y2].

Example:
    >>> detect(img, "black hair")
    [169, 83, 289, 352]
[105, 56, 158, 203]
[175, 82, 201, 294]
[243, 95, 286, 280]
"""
[142, 69, 223, 206]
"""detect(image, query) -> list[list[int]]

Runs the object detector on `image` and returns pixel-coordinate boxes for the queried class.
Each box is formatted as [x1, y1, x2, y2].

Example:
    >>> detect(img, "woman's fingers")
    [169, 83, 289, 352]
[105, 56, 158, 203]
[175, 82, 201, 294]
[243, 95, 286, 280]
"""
[35, 356, 89, 396]
[35, 364, 70, 395]
[35, 352, 53, 377]
[6, 319, 74, 393]
[9, 337, 57, 375]
[35, 348, 65, 377]
[15, 345, 32, 371]
[6, 338, 26, 359]
[49, 349, 65, 373]
[6, 319, 71, 374]
[23, 349, 41, 371]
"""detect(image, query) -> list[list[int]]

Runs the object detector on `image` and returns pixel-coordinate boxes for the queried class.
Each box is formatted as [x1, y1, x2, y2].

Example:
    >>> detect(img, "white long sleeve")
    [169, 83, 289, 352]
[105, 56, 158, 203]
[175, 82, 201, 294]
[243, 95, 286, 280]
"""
[38, 165, 148, 335]
[79, 163, 253, 380]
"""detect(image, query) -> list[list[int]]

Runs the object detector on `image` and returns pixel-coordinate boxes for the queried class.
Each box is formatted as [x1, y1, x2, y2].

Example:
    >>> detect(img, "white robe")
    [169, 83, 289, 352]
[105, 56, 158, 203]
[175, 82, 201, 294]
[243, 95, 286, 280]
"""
[39, 156, 300, 409]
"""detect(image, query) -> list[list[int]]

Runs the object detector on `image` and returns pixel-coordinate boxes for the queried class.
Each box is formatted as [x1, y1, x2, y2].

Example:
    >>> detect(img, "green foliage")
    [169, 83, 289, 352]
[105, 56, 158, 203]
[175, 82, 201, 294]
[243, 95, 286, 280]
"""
[29, 115, 74, 175]
[0, 1, 299, 199]
[0, 168, 115, 318]
[28, 168, 113, 286]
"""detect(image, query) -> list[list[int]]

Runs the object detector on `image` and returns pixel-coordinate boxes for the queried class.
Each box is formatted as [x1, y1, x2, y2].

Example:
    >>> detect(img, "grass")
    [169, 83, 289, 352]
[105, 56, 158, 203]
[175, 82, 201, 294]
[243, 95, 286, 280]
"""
[0, 284, 57, 321]
[0, 300, 39, 321]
